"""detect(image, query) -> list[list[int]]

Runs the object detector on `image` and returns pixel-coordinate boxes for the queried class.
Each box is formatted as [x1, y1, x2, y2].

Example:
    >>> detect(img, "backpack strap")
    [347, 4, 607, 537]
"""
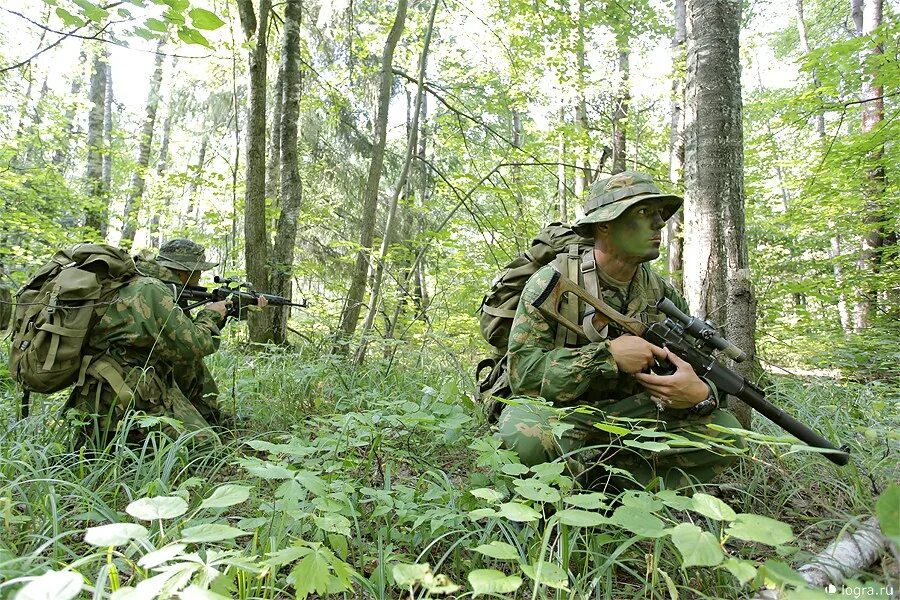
[579, 248, 608, 343]
[553, 244, 582, 347]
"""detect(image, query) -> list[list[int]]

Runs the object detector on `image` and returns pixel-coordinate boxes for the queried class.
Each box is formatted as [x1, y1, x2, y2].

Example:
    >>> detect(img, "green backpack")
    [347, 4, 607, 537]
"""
[477, 223, 593, 421]
[9, 244, 138, 396]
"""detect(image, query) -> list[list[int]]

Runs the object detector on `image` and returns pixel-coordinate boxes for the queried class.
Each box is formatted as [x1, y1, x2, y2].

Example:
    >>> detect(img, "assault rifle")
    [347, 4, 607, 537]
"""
[175, 276, 308, 321]
[531, 270, 851, 466]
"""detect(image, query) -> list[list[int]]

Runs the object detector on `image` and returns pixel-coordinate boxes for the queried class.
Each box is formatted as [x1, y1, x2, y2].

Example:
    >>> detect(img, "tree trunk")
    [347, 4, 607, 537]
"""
[850, 0, 863, 34]
[266, 62, 284, 215]
[240, 0, 274, 343]
[101, 57, 114, 202]
[52, 48, 87, 174]
[853, 0, 884, 331]
[666, 0, 687, 294]
[354, 0, 436, 364]
[572, 0, 590, 198]
[150, 107, 174, 249]
[333, 0, 408, 353]
[120, 41, 166, 249]
[185, 134, 210, 221]
[83, 49, 108, 239]
[270, 0, 303, 345]
[557, 107, 567, 222]
[684, 0, 756, 428]
[612, 36, 630, 175]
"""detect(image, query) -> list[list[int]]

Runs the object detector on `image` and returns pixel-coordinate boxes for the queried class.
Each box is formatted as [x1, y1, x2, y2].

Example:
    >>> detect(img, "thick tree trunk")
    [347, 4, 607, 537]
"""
[240, 0, 274, 343]
[684, 0, 756, 428]
[101, 59, 113, 209]
[355, 0, 436, 364]
[853, 0, 885, 331]
[271, 0, 303, 345]
[83, 50, 108, 239]
[850, 0, 863, 34]
[666, 0, 687, 294]
[120, 41, 165, 248]
[334, 0, 408, 353]
[612, 37, 629, 175]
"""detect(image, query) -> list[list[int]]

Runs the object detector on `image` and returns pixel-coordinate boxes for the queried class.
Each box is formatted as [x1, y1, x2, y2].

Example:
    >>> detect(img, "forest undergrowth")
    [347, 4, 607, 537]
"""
[0, 332, 897, 600]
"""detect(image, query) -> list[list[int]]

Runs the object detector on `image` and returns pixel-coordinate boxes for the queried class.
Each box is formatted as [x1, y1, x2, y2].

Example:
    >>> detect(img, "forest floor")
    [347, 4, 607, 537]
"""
[0, 338, 897, 599]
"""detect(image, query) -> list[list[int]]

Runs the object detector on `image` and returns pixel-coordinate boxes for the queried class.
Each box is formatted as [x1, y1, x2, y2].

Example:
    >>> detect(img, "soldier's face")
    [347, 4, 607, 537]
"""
[603, 200, 666, 261]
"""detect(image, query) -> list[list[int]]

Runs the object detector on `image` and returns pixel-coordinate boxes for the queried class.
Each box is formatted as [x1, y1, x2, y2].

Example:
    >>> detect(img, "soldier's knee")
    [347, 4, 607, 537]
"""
[496, 402, 558, 467]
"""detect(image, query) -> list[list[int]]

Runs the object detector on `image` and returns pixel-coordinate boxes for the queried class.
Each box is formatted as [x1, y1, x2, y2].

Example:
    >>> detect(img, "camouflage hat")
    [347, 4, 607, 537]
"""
[155, 239, 218, 273]
[572, 171, 682, 237]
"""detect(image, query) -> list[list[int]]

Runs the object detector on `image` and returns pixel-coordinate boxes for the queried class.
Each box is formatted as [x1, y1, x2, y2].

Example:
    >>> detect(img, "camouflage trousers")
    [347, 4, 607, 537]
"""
[67, 356, 222, 446]
[496, 396, 744, 491]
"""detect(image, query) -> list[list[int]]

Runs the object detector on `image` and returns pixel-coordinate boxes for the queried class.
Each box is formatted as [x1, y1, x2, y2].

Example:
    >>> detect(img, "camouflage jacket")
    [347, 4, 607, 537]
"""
[85, 260, 222, 372]
[508, 262, 714, 423]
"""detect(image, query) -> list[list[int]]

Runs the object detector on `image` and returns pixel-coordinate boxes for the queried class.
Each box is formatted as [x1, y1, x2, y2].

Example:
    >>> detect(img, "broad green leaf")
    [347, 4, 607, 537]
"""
[471, 541, 519, 560]
[876, 483, 900, 544]
[188, 8, 225, 30]
[656, 490, 694, 511]
[180, 524, 249, 543]
[564, 492, 609, 510]
[238, 459, 294, 479]
[313, 513, 351, 536]
[721, 558, 757, 585]
[670, 523, 725, 567]
[145, 17, 168, 32]
[530, 462, 565, 481]
[553, 509, 609, 527]
[84, 523, 148, 547]
[295, 471, 328, 496]
[624, 439, 671, 452]
[500, 463, 529, 476]
[470, 487, 505, 503]
[520, 561, 569, 589]
[265, 544, 311, 567]
[287, 549, 331, 598]
[72, 0, 108, 22]
[621, 491, 663, 512]
[691, 493, 737, 522]
[498, 502, 541, 522]
[513, 478, 561, 503]
[726, 514, 793, 545]
[594, 422, 631, 436]
[126, 496, 188, 521]
[14, 570, 82, 600]
[468, 508, 498, 520]
[55, 8, 84, 27]
[138, 543, 187, 568]
[200, 484, 251, 509]
[177, 27, 211, 48]
[133, 27, 156, 40]
[468, 569, 522, 596]
[759, 560, 807, 587]
[392, 563, 431, 586]
[609, 506, 667, 538]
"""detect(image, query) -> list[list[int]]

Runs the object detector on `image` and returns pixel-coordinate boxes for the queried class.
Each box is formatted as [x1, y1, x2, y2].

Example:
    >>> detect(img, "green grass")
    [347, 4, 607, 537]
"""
[0, 336, 896, 599]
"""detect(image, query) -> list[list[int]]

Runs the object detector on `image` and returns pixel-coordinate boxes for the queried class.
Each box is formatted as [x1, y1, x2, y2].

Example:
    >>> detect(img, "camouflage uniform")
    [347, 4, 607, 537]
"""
[67, 240, 224, 443]
[497, 172, 743, 490]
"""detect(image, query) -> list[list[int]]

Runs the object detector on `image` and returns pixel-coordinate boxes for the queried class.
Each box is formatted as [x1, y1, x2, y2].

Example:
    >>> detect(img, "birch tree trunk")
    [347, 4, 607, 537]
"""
[684, 0, 756, 428]
[83, 49, 108, 239]
[120, 41, 165, 248]
[666, 0, 686, 294]
[334, 0, 408, 352]
[853, 0, 885, 331]
[572, 0, 590, 198]
[52, 48, 87, 174]
[271, 0, 303, 345]
[266, 63, 285, 217]
[150, 108, 174, 249]
[557, 107, 567, 222]
[355, 0, 437, 364]
[239, 0, 274, 343]
[612, 35, 629, 175]
[101, 59, 113, 210]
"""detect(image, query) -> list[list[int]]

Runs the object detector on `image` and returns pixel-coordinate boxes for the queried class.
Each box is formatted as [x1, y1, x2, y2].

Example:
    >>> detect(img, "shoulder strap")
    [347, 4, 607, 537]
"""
[551, 244, 582, 348]
[579, 248, 608, 343]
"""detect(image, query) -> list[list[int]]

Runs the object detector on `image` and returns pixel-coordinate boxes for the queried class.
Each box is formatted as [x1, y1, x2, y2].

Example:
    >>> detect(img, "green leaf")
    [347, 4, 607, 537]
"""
[471, 541, 520, 560]
[470, 487, 505, 503]
[691, 493, 737, 522]
[313, 513, 352, 536]
[520, 561, 569, 589]
[126, 496, 188, 521]
[188, 7, 225, 30]
[144, 17, 168, 32]
[265, 544, 311, 567]
[177, 26, 211, 48]
[564, 492, 609, 510]
[621, 491, 664, 512]
[513, 478, 561, 503]
[624, 439, 671, 452]
[137, 543, 187, 568]
[726, 514, 793, 546]
[287, 548, 331, 598]
[498, 502, 541, 522]
[71, 0, 108, 22]
[180, 524, 249, 543]
[670, 523, 725, 567]
[468, 508, 498, 520]
[876, 483, 900, 544]
[295, 471, 329, 496]
[500, 463, 529, 476]
[55, 8, 84, 27]
[238, 459, 294, 479]
[392, 563, 431, 586]
[468, 569, 522, 596]
[759, 560, 807, 587]
[553, 509, 609, 527]
[656, 490, 694, 511]
[178, 585, 230, 600]
[594, 422, 631, 436]
[609, 506, 667, 538]
[133, 27, 155, 40]
[84, 523, 148, 547]
[200, 484, 251, 509]
[15, 570, 83, 600]
[721, 558, 757, 585]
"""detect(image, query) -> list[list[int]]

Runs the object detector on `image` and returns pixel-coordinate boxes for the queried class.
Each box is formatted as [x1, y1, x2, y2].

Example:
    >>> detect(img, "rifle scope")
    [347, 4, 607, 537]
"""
[656, 298, 747, 363]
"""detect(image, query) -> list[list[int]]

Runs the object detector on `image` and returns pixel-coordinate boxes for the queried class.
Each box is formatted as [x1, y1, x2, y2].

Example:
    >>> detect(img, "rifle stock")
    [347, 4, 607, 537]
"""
[531, 269, 851, 466]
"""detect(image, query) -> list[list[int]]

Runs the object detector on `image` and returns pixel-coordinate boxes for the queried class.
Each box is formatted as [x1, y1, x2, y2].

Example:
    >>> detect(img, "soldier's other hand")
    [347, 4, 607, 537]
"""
[609, 335, 667, 374]
[257, 295, 268, 309]
[634, 348, 709, 409]
[206, 300, 228, 318]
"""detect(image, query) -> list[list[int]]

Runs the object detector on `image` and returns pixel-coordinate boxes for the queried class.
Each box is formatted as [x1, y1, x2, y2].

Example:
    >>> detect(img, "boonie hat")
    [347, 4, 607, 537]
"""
[572, 171, 683, 237]
[155, 239, 218, 272]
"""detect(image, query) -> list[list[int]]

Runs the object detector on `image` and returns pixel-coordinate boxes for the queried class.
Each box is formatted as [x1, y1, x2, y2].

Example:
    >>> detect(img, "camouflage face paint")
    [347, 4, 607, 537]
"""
[605, 200, 666, 261]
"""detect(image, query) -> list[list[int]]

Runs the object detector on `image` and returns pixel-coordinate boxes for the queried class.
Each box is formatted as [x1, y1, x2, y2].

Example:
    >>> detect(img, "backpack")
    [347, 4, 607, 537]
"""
[8, 244, 138, 395]
[477, 223, 593, 421]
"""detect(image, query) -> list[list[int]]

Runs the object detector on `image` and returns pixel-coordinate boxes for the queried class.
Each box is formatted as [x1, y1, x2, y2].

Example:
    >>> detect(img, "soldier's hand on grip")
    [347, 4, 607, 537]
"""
[608, 335, 668, 374]
[634, 348, 709, 409]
